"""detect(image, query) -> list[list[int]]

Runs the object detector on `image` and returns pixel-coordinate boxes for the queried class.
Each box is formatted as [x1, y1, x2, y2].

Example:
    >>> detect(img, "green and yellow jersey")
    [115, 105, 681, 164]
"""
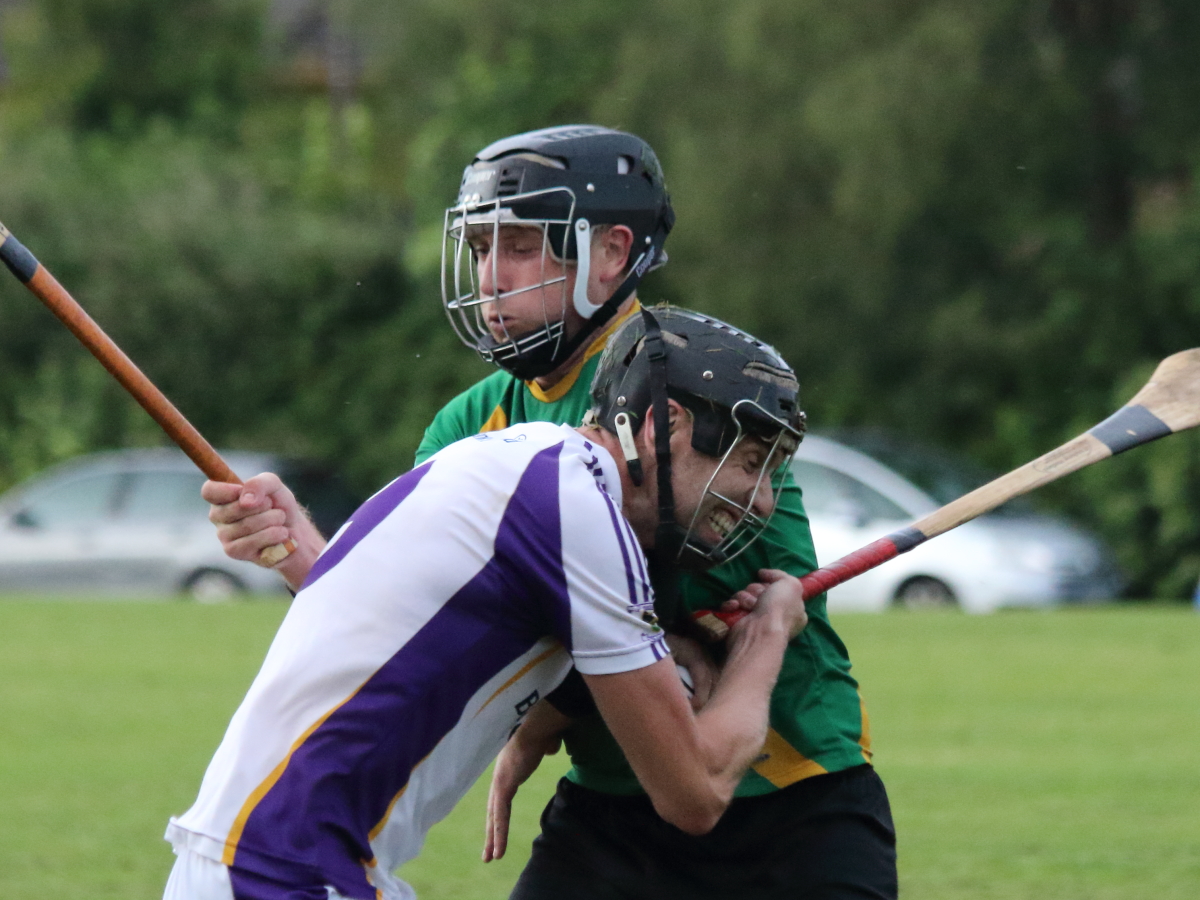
[415, 303, 872, 798]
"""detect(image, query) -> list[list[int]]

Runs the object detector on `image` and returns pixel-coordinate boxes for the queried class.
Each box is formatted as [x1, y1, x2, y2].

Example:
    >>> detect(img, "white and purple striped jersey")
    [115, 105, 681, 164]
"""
[165, 424, 666, 900]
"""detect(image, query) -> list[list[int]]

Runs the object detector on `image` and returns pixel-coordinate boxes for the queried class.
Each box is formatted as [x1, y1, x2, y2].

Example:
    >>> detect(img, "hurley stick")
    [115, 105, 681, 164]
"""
[694, 348, 1200, 639]
[0, 221, 294, 567]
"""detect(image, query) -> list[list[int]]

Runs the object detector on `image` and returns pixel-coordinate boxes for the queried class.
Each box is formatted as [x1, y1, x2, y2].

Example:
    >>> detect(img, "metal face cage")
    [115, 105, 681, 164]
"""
[679, 399, 802, 567]
[441, 187, 578, 369]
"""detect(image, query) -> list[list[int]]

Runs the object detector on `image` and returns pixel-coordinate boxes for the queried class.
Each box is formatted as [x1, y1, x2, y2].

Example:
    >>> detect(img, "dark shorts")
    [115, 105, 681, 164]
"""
[510, 765, 897, 900]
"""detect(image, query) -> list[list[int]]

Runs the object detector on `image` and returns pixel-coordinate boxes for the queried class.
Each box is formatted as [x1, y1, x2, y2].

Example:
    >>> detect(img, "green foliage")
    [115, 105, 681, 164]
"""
[3, 0, 1200, 594]
[45, 0, 266, 135]
[0, 125, 420, 495]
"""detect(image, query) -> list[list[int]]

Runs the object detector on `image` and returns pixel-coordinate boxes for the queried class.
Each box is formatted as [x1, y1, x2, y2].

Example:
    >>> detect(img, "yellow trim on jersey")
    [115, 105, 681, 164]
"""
[367, 745, 435, 842]
[525, 300, 643, 404]
[475, 644, 563, 717]
[368, 788, 404, 841]
[750, 728, 829, 787]
[858, 692, 874, 764]
[480, 405, 509, 433]
[222, 685, 368, 865]
[366, 646, 561, 843]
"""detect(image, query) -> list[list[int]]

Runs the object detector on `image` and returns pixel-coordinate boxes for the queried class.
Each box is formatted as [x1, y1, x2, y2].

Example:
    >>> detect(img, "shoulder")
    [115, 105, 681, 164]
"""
[434, 422, 577, 469]
[436, 370, 519, 421]
[447, 424, 620, 508]
[417, 370, 520, 463]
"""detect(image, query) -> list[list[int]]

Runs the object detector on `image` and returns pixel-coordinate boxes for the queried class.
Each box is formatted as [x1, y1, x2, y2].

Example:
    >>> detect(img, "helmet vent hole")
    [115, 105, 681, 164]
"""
[742, 361, 798, 390]
[497, 175, 522, 196]
[617, 155, 633, 175]
[661, 331, 688, 349]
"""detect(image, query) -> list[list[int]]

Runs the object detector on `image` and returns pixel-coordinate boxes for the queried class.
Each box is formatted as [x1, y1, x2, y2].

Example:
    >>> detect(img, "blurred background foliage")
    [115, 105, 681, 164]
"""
[2, 0, 1200, 597]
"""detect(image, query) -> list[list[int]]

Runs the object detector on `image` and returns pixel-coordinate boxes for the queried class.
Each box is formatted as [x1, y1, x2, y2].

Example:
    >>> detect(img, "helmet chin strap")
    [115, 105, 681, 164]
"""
[640, 309, 683, 563]
[638, 309, 684, 630]
[641, 308, 727, 572]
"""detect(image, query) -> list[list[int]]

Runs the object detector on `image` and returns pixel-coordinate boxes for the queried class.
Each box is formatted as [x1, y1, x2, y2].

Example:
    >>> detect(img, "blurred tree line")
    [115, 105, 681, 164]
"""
[2, 0, 1200, 597]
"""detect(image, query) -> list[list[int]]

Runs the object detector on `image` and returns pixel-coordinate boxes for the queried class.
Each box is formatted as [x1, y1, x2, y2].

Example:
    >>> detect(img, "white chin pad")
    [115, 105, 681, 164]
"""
[572, 218, 595, 319]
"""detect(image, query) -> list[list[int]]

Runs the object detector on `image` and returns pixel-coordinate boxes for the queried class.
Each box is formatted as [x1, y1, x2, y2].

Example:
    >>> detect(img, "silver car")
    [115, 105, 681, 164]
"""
[0, 449, 359, 601]
[791, 432, 1124, 612]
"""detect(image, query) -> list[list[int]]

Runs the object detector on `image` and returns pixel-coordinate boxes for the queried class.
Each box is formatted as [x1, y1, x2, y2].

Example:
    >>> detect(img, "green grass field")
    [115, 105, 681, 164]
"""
[0, 599, 1196, 899]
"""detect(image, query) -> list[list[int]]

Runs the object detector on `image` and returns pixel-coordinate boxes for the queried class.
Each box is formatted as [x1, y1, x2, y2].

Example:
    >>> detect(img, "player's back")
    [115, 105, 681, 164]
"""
[166, 427, 597, 900]
[168, 423, 622, 898]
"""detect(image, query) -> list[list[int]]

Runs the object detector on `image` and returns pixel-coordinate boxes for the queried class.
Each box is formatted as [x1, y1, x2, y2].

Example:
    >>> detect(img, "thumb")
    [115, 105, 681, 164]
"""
[756, 568, 790, 584]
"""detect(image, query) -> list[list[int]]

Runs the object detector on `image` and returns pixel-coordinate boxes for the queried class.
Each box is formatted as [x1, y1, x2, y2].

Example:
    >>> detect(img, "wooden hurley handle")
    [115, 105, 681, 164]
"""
[694, 348, 1200, 640]
[0, 221, 295, 567]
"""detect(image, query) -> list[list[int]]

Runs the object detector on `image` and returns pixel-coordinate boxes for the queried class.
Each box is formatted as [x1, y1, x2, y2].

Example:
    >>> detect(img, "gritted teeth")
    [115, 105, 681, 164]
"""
[709, 509, 737, 538]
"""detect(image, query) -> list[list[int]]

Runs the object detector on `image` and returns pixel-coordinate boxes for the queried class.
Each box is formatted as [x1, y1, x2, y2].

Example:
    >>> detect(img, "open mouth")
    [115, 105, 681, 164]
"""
[708, 508, 737, 539]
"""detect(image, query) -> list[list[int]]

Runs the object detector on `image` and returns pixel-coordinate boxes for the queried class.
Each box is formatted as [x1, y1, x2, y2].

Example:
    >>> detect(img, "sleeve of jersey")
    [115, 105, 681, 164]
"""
[556, 465, 669, 677]
[415, 395, 474, 465]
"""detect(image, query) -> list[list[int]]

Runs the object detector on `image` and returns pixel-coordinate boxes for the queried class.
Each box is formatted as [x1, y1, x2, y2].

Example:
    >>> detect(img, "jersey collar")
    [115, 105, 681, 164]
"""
[525, 300, 643, 403]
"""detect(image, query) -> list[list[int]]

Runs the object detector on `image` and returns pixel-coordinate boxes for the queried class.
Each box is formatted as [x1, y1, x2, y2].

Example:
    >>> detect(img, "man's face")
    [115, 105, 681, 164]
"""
[669, 428, 790, 552]
[468, 224, 585, 345]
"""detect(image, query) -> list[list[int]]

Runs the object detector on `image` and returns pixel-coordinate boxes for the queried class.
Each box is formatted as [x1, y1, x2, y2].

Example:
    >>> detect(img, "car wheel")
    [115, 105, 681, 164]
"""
[894, 576, 957, 610]
[183, 569, 246, 604]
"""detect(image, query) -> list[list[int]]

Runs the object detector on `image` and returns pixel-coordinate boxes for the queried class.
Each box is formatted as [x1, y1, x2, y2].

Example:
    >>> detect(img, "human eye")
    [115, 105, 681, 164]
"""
[742, 450, 766, 474]
[510, 238, 541, 257]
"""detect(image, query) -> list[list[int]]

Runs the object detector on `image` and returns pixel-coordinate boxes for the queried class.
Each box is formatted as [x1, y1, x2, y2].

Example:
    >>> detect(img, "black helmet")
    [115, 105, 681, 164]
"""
[589, 307, 806, 569]
[443, 125, 675, 380]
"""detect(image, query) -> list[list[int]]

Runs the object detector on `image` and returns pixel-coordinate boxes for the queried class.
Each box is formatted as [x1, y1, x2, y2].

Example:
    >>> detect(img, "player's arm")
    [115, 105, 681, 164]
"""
[483, 699, 571, 862]
[583, 569, 806, 836]
[202, 379, 503, 588]
[202, 473, 326, 591]
[482, 632, 715, 860]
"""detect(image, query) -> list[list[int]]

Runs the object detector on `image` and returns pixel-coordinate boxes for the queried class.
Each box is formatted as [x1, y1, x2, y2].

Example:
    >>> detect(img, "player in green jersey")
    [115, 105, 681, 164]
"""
[206, 125, 896, 899]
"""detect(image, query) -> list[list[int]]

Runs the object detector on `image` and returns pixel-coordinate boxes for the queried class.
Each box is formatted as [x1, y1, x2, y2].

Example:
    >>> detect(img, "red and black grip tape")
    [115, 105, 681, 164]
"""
[692, 527, 929, 633]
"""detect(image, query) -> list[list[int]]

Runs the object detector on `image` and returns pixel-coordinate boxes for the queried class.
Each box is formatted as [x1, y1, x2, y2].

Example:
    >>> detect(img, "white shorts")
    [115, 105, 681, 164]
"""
[163, 846, 233, 900]
[162, 844, 416, 900]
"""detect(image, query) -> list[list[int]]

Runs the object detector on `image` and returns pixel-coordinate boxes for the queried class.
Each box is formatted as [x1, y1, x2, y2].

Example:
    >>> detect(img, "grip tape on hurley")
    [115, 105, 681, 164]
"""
[0, 224, 40, 283]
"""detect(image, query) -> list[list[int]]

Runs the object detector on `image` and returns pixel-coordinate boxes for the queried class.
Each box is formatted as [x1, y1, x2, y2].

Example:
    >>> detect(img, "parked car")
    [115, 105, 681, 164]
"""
[0, 449, 361, 601]
[791, 431, 1124, 612]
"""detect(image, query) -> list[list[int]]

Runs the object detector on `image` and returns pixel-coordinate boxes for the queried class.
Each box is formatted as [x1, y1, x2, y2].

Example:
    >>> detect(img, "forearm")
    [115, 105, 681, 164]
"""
[585, 571, 805, 835]
[585, 628, 788, 836]
[275, 514, 327, 591]
[484, 700, 571, 862]
[691, 612, 790, 796]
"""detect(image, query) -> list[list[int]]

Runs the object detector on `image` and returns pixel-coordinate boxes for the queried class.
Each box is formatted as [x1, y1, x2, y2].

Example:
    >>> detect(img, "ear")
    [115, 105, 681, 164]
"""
[640, 399, 690, 450]
[593, 225, 635, 285]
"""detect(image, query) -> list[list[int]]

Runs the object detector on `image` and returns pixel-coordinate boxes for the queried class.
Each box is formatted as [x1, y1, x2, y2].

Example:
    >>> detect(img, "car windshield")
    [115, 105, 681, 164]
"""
[821, 428, 1035, 516]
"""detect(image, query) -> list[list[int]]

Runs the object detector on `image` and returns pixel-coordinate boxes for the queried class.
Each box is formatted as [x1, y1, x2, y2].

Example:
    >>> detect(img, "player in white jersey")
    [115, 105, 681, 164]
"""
[168, 308, 808, 900]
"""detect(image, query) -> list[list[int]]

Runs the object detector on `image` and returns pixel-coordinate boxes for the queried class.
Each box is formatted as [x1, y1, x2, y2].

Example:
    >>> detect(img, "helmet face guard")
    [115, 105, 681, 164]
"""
[442, 188, 577, 377]
[678, 399, 802, 567]
[590, 307, 806, 571]
[442, 126, 674, 381]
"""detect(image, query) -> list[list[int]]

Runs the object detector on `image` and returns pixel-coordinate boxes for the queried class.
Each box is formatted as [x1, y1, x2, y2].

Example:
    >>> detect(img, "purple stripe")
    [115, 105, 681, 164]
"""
[620, 515, 652, 608]
[302, 461, 434, 589]
[494, 442, 574, 648]
[598, 487, 640, 610]
[229, 866, 328, 900]
[229, 444, 573, 893]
